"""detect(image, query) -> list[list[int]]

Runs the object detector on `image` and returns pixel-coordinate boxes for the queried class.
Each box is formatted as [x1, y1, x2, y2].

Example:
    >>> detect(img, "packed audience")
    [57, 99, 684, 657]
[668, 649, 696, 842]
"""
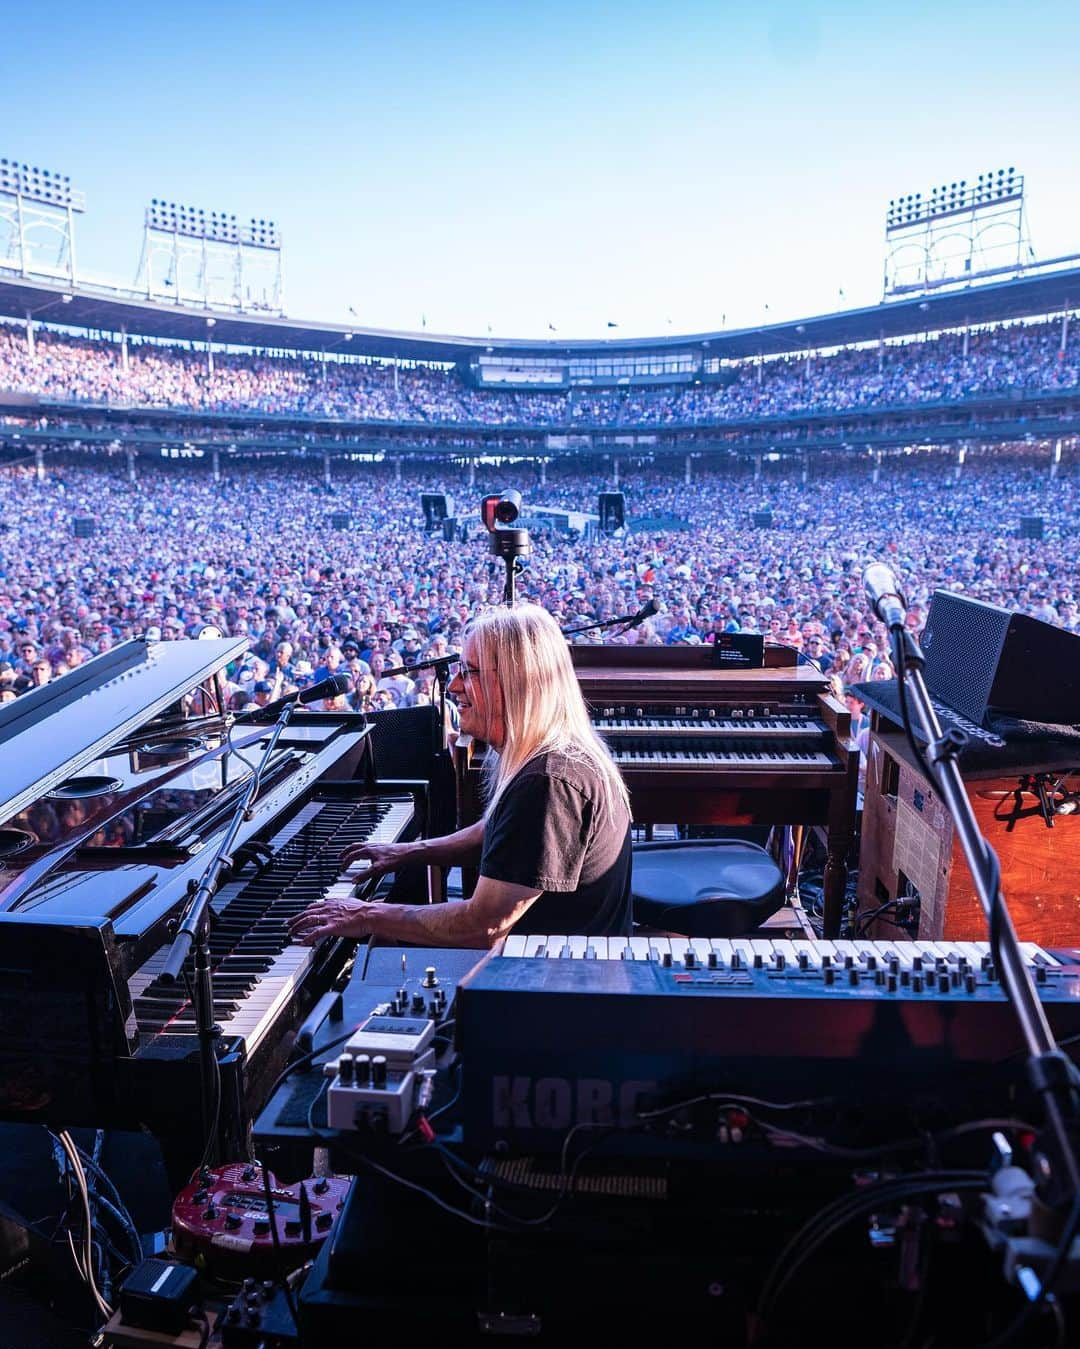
[1, 316, 1077, 429]
[0, 452, 1076, 742]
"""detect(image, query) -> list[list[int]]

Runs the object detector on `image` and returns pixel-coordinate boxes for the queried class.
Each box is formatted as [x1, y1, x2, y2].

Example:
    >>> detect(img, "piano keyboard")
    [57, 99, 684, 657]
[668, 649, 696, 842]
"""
[129, 795, 413, 1053]
[593, 717, 828, 740]
[498, 933, 1061, 971]
[609, 748, 838, 769]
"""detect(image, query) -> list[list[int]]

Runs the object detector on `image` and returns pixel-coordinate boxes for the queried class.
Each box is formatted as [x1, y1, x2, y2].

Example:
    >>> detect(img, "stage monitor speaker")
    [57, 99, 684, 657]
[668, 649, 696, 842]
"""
[441, 516, 458, 542]
[73, 517, 95, 538]
[420, 493, 454, 531]
[330, 512, 350, 531]
[751, 510, 773, 528]
[1019, 516, 1045, 540]
[598, 492, 625, 532]
[922, 589, 1080, 726]
[364, 704, 442, 783]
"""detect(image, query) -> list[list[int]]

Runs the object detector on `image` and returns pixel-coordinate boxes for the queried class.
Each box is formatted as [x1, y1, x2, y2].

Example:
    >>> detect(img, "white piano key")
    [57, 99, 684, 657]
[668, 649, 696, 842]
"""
[502, 934, 528, 957]
[545, 936, 568, 958]
[627, 937, 652, 961]
[770, 939, 800, 968]
[710, 938, 735, 966]
[730, 938, 757, 967]
[1021, 942, 1060, 967]
[568, 935, 589, 960]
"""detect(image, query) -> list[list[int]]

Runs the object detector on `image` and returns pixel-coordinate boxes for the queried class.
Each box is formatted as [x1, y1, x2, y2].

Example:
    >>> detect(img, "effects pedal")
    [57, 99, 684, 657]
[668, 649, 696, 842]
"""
[324, 1004, 438, 1133]
[172, 1161, 349, 1280]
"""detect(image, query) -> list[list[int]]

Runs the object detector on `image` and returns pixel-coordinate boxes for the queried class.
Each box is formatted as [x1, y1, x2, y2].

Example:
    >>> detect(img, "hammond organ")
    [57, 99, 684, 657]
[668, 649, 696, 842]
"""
[453, 646, 857, 934]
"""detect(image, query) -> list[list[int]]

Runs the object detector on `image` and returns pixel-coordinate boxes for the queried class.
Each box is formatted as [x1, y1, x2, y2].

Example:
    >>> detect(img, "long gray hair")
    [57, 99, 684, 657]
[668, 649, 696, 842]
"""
[465, 604, 629, 825]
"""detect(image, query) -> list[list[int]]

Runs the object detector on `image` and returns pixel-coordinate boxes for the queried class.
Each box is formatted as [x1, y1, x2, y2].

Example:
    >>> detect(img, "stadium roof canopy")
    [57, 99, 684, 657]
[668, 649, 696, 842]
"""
[0, 265, 1077, 364]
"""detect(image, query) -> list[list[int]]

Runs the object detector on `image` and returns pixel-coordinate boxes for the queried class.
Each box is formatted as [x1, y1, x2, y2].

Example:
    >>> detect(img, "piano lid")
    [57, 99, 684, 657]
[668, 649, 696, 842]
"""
[0, 637, 247, 828]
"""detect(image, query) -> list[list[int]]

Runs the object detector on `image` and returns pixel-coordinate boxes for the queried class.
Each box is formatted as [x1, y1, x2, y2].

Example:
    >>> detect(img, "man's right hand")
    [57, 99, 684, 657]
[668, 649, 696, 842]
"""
[340, 839, 419, 880]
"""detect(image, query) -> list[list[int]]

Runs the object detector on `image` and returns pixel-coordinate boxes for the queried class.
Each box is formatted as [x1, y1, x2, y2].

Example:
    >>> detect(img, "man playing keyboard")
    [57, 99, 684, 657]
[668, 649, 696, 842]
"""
[288, 604, 633, 950]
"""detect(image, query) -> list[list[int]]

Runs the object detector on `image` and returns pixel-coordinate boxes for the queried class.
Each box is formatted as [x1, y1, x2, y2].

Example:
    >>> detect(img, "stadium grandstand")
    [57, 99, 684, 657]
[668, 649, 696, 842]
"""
[2, 150, 1080, 1349]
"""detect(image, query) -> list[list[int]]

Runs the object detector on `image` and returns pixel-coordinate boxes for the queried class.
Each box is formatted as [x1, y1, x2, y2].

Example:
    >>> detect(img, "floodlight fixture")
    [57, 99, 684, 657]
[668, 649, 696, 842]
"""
[0, 155, 85, 210]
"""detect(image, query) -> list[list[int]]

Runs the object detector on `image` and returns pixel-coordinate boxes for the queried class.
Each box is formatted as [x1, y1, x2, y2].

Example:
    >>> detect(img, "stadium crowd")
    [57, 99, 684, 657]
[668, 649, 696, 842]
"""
[1, 317, 1077, 428]
[0, 452, 1076, 739]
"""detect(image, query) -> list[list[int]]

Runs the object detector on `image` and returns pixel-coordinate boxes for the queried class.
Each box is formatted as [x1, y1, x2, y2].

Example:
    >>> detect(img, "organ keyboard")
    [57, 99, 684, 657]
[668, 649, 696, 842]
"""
[0, 638, 416, 1165]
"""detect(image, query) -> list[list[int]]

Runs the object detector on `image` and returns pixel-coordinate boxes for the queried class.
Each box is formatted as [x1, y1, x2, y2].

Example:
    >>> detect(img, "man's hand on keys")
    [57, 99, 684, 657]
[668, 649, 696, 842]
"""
[338, 840, 418, 882]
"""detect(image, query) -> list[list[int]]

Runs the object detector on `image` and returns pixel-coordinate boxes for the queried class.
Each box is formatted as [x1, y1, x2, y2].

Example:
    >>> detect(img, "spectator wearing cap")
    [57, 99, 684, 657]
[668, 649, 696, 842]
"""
[14, 638, 41, 676]
[340, 640, 371, 678]
[249, 678, 276, 711]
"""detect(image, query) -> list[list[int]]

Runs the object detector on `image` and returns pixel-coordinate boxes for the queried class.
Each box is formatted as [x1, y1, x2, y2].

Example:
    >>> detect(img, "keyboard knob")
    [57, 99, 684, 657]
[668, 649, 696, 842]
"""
[371, 1055, 388, 1087]
[253, 1218, 270, 1236]
[887, 972, 898, 993]
[423, 966, 438, 988]
[848, 967, 859, 986]
[823, 965, 835, 986]
[731, 952, 742, 969]
[661, 951, 673, 968]
[707, 952, 718, 969]
[964, 971, 977, 994]
[937, 972, 950, 994]
[753, 953, 763, 969]
[684, 950, 696, 969]
[798, 952, 809, 970]
[773, 953, 785, 971]
[411, 993, 426, 1013]
[912, 973, 925, 993]
[338, 1053, 354, 1084]
[226, 1214, 243, 1230]
[354, 1054, 371, 1084]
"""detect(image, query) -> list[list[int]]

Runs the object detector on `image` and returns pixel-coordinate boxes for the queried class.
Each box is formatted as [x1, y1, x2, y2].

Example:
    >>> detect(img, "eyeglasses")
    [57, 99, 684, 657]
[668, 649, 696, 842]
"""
[448, 659, 492, 683]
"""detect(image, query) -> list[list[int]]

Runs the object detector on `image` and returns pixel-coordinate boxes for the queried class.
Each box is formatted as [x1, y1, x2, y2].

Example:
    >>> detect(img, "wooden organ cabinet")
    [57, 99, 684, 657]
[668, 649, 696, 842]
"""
[856, 711, 1080, 946]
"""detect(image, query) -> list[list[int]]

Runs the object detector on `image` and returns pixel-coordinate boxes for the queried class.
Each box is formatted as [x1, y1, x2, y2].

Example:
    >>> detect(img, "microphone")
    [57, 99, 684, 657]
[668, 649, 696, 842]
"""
[402, 652, 459, 677]
[560, 597, 659, 639]
[863, 563, 908, 630]
[236, 672, 351, 720]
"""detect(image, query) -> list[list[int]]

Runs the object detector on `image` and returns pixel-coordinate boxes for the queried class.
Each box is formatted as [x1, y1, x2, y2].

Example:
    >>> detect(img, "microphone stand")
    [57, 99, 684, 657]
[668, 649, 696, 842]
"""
[888, 625, 1080, 1213]
[158, 699, 300, 1166]
[561, 606, 654, 639]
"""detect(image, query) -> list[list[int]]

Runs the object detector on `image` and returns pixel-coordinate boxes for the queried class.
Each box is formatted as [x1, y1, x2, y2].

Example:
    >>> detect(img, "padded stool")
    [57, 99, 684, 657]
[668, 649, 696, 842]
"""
[631, 840, 786, 938]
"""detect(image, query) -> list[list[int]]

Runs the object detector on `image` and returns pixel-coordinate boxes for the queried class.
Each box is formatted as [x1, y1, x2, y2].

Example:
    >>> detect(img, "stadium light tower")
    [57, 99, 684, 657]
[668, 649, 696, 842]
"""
[883, 167, 1033, 298]
[135, 199, 284, 313]
[0, 156, 85, 284]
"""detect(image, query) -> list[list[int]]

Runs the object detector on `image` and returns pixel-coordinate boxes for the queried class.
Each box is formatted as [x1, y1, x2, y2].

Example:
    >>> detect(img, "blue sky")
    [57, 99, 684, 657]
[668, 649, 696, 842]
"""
[3, 1, 1078, 339]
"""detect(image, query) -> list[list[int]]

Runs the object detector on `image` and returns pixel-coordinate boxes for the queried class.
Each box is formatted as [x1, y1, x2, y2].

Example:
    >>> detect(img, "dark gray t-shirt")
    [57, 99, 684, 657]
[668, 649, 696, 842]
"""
[479, 750, 632, 937]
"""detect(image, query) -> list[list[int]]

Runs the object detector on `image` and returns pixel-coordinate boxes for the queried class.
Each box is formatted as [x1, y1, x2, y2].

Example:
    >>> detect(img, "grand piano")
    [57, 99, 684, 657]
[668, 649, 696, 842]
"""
[0, 638, 415, 1167]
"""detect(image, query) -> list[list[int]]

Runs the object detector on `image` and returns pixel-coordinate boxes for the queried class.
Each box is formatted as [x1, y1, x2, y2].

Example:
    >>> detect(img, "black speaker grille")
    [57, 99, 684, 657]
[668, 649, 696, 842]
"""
[921, 592, 1010, 724]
